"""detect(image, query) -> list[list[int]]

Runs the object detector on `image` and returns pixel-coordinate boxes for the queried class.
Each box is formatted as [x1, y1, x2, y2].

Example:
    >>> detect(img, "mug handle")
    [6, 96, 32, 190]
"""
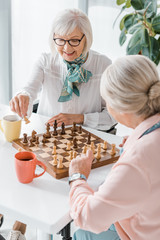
[34, 159, 46, 178]
[0, 120, 4, 132]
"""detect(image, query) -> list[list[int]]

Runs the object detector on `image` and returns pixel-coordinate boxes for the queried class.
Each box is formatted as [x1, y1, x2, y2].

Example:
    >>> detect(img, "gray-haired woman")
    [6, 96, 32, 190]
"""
[69, 55, 160, 240]
[10, 8, 116, 131]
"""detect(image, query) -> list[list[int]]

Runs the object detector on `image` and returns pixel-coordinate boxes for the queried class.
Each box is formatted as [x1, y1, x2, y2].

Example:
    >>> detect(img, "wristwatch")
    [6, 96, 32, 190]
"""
[68, 173, 86, 185]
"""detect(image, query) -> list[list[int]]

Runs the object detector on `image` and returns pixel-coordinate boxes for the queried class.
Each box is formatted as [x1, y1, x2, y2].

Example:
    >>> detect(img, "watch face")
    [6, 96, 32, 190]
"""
[73, 173, 80, 180]
[69, 173, 86, 184]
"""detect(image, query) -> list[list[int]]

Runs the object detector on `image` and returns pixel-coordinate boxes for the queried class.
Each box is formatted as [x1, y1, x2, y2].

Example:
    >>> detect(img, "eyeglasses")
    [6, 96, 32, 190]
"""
[53, 34, 85, 47]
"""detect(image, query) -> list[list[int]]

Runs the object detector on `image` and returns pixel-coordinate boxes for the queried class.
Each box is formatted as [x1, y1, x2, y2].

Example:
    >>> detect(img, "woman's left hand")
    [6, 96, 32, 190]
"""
[47, 113, 84, 127]
[69, 150, 94, 179]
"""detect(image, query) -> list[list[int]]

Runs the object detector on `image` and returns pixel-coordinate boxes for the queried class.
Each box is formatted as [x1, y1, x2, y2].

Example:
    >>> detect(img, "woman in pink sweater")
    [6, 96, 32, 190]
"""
[69, 55, 160, 240]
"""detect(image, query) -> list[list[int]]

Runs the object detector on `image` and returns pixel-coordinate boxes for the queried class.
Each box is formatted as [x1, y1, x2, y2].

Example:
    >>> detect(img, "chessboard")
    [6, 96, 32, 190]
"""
[12, 122, 120, 179]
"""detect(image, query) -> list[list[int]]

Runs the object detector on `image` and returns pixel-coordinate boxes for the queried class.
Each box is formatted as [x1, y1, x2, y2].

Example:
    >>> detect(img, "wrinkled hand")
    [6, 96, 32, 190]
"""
[69, 150, 94, 179]
[47, 113, 84, 127]
[119, 135, 128, 147]
[9, 94, 29, 118]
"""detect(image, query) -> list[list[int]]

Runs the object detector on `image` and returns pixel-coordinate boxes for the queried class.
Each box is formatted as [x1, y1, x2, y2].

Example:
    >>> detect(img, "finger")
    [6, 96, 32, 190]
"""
[13, 97, 22, 117]
[9, 100, 16, 113]
[19, 96, 28, 117]
[86, 149, 94, 161]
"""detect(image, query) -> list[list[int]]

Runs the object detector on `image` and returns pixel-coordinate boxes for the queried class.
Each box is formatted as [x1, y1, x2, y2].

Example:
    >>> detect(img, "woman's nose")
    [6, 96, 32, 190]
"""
[63, 42, 73, 51]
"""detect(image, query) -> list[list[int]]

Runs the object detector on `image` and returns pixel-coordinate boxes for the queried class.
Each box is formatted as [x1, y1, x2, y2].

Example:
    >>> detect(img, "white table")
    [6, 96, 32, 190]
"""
[0, 104, 122, 239]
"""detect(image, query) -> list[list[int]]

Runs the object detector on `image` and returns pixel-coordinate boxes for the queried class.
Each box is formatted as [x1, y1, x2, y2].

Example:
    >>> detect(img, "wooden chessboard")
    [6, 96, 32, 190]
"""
[12, 126, 120, 179]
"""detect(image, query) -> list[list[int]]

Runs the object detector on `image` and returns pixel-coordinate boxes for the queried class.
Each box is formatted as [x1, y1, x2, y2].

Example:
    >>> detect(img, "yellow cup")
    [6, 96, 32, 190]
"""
[0, 115, 22, 142]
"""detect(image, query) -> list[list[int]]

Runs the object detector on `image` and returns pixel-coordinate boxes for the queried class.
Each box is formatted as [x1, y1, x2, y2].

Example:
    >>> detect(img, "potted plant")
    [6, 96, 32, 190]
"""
[115, 0, 160, 65]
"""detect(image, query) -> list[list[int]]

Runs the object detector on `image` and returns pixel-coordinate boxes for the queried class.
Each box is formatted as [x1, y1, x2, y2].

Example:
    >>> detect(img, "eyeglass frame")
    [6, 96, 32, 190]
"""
[53, 34, 85, 47]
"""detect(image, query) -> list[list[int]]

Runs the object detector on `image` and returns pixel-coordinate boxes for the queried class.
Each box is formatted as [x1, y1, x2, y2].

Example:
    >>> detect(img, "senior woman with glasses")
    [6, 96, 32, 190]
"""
[9, 8, 116, 131]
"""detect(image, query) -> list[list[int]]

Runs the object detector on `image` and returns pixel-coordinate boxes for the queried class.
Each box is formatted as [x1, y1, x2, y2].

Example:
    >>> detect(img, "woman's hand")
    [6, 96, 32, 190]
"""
[119, 136, 128, 147]
[69, 150, 94, 179]
[47, 113, 84, 127]
[9, 94, 29, 118]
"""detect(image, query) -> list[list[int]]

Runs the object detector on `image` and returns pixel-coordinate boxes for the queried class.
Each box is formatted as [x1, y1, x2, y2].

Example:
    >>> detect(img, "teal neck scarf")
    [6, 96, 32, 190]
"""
[58, 53, 92, 102]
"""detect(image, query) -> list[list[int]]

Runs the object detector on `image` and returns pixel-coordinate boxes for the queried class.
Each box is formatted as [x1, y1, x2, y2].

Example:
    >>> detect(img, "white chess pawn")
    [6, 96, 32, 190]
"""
[57, 157, 63, 169]
[103, 140, 107, 150]
[52, 145, 56, 155]
[110, 144, 116, 156]
[90, 142, 95, 154]
[82, 145, 87, 154]
[96, 143, 101, 160]
[73, 151, 77, 158]
[52, 155, 57, 165]
[66, 141, 71, 151]
[69, 151, 73, 161]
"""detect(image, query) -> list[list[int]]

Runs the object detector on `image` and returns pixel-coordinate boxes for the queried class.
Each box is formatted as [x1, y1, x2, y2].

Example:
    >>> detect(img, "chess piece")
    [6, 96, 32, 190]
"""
[60, 122, 65, 135]
[110, 144, 116, 156]
[72, 122, 77, 132]
[45, 123, 51, 138]
[52, 146, 56, 155]
[78, 125, 82, 134]
[52, 155, 57, 165]
[42, 134, 47, 144]
[31, 130, 37, 142]
[70, 128, 76, 136]
[73, 137, 77, 148]
[73, 151, 77, 158]
[29, 138, 34, 147]
[103, 140, 107, 150]
[69, 151, 73, 161]
[57, 157, 63, 169]
[53, 140, 57, 147]
[82, 145, 87, 154]
[90, 142, 95, 154]
[96, 143, 101, 160]
[22, 133, 28, 144]
[35, 136, 39, 145]
[87, 133, 91, 144]
[54, 119, 57, 128]
[52, 120, 58, 136]
[66, 141, 71, 151]
[24, 116, 30, 124]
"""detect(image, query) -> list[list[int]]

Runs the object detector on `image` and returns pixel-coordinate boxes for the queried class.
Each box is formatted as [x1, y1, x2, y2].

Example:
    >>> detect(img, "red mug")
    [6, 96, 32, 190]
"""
[15, 151, 46, 183]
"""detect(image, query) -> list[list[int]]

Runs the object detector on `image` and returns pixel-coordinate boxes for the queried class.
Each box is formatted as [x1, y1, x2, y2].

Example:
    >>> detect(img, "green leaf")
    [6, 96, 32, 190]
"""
[117, 0, 125, 5]
[152, 14, 160, 33]
[145, 0, 157, 18]
[128, 22, 143, 34]
[127, 28, 148, 54]
[120, 14, 131, 30]
[142, 37, 160, 65]
[119, 27, 127, 45]
[126, 0, 131, 8]
[127, 30, 142, 54]
[131, 0, 145, 10]
[113, 5, 126, 28]
[124, 14, 138, 30]
[141, 28, 149, 47]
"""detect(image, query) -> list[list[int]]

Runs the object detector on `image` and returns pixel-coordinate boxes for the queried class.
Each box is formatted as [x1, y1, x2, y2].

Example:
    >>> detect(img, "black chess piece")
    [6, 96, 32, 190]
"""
[73, 137, 78, 148]
[60, 122, 65, 135]
[87, 133, 91, 144]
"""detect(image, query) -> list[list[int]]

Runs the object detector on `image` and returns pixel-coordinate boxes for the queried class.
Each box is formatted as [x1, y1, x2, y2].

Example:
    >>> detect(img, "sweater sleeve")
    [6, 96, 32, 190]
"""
[69, 162, 150, 234]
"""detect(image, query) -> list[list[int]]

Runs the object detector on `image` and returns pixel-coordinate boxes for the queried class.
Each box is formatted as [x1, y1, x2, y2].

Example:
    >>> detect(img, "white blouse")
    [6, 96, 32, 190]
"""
[22, 49, 116, 130]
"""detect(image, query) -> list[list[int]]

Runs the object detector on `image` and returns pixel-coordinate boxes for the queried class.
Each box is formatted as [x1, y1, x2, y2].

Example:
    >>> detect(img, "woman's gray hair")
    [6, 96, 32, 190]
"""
[49, 8, 93, 56]
[100, 55, 160, 119]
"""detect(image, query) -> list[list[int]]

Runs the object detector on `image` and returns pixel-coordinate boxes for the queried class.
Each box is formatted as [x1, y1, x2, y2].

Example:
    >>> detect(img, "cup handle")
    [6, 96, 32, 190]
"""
[0, 120, 4, 132]
[34, 159, 46, 178]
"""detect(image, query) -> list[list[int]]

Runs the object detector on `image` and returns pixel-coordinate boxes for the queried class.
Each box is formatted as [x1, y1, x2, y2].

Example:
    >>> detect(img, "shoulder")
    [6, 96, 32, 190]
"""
[34, 52, 61, 69]
[85, 50, 112, 73]
[89, 49, 111, 64]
